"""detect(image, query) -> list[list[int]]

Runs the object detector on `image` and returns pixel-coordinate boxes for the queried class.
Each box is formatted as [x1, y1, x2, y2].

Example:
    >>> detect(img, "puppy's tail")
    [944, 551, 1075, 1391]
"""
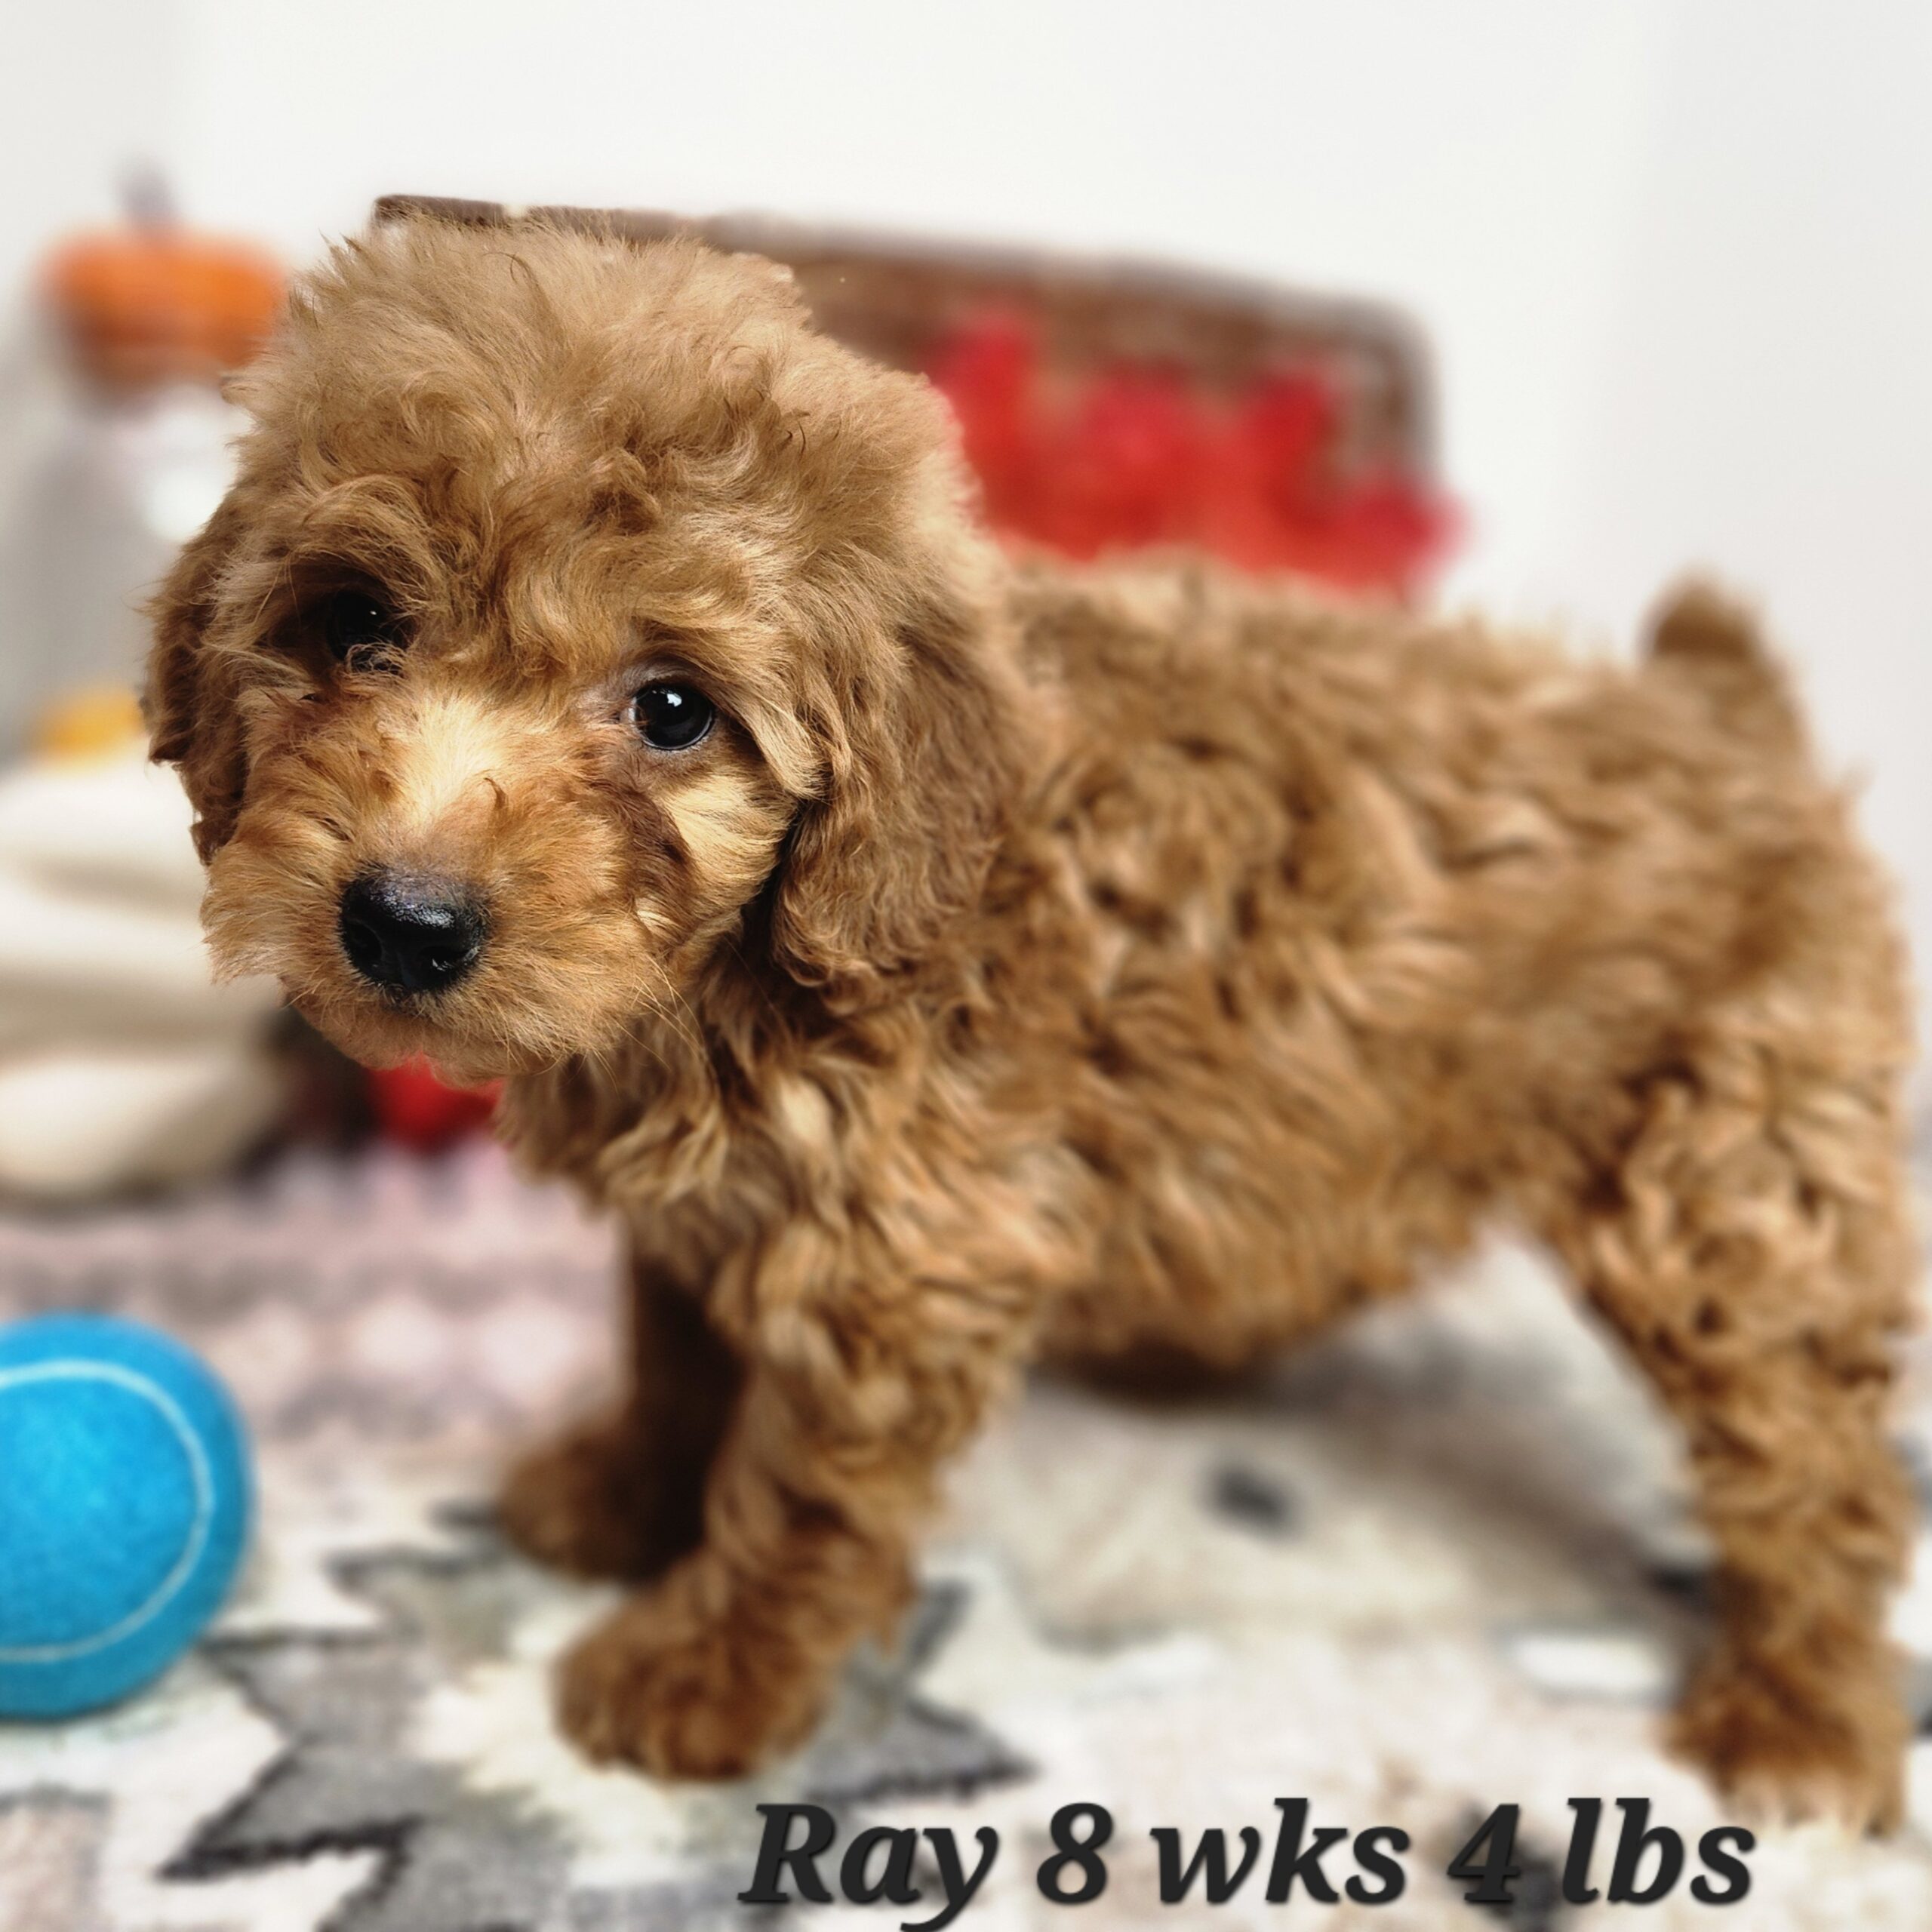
[1643, 578, 1805, 754]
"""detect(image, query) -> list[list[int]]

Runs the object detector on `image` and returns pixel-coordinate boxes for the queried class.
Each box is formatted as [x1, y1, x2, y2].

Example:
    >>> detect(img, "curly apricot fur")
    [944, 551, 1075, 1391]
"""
[151, 219, 1918, 1828]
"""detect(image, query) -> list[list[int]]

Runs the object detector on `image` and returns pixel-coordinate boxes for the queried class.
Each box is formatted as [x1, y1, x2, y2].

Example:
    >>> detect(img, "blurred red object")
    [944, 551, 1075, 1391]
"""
[1042, 368, 1210, 558]
[928, 311, 1041, 529]
[931, 312, 1453, 595]
[367, 1059, 500, 1151]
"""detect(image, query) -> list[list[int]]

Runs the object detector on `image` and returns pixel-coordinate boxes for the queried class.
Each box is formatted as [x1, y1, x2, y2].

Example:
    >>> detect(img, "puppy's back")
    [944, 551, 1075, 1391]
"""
[1003, 556, 1902, 1164]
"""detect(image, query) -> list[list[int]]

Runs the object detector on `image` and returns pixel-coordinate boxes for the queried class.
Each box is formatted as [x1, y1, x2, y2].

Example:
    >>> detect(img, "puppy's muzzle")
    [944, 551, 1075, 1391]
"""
[339, 869, 488, 996]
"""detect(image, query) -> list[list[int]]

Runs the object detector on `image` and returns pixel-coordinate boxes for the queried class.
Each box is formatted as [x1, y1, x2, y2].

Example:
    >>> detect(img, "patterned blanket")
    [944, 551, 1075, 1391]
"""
[2, 1143, 1929, 1930]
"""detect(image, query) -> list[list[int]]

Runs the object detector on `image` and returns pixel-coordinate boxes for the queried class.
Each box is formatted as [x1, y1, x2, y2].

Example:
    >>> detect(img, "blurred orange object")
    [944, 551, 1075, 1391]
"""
[30, 685, 146, 762]
[367, 1058, 500, 1152]
[42, 223, 283, 390]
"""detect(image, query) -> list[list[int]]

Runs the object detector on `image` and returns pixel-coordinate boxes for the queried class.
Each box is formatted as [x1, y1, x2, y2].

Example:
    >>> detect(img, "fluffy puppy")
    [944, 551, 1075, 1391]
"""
[150, 216, 1918, 1826]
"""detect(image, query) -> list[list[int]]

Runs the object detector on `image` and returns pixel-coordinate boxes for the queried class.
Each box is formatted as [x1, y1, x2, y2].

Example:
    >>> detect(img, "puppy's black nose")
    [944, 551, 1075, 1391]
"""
[339, 871, 488, 995]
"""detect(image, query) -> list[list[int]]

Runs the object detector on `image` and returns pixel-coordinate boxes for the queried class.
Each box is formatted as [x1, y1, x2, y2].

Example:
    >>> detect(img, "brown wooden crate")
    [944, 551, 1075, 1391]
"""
[373, 195, 1436, 476]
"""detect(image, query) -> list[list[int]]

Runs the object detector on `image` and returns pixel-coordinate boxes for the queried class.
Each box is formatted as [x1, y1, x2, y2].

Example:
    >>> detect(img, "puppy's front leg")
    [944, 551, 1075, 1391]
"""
[500, 1247, 740, 1583]
[555, 1266, 1023, 1779]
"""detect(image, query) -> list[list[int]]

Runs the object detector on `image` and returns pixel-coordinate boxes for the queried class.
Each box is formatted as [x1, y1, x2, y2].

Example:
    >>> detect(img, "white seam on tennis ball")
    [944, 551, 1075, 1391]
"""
[0, 1361, 216, 1665]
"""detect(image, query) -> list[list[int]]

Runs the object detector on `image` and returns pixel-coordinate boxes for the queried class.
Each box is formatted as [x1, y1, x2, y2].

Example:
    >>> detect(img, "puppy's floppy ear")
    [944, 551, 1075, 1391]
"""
[146, 496, 250, 863]
[770, 580, 1029, 1002]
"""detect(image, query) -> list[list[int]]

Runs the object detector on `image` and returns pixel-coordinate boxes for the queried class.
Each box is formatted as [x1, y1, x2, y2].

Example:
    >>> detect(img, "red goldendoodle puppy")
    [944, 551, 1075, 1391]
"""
[149, 215, 1918, 1826]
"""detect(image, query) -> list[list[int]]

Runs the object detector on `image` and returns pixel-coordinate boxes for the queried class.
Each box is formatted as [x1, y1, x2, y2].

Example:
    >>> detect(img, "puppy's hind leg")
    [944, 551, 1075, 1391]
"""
[499, 1244, 740, 1583]
[1546, 1029, 1918, 1832]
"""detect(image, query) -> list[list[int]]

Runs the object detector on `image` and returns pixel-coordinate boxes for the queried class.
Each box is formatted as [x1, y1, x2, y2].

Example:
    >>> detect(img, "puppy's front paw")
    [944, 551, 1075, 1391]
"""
[1669, 1657, 1906, 1835]
[497, 1412, 699, 1583]
[555, 1564, 830, 1779]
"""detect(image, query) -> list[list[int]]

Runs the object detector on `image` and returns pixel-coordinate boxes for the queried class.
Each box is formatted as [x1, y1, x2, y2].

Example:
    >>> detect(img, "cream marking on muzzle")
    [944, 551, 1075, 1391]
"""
[382, 687, 530, 848]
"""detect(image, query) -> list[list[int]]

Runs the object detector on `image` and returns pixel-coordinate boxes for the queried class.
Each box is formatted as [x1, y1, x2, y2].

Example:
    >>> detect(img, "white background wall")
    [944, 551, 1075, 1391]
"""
[5, 0, 1929, 1050]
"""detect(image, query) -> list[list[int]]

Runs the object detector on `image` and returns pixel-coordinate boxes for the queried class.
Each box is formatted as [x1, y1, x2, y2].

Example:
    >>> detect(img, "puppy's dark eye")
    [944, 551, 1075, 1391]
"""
[318, 589, 404, 663]
[629, 680, 715, 751]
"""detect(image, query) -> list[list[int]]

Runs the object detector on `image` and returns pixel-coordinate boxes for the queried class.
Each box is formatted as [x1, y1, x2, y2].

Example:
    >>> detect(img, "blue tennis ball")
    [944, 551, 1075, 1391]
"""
[0, 1314, 252, 1718]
